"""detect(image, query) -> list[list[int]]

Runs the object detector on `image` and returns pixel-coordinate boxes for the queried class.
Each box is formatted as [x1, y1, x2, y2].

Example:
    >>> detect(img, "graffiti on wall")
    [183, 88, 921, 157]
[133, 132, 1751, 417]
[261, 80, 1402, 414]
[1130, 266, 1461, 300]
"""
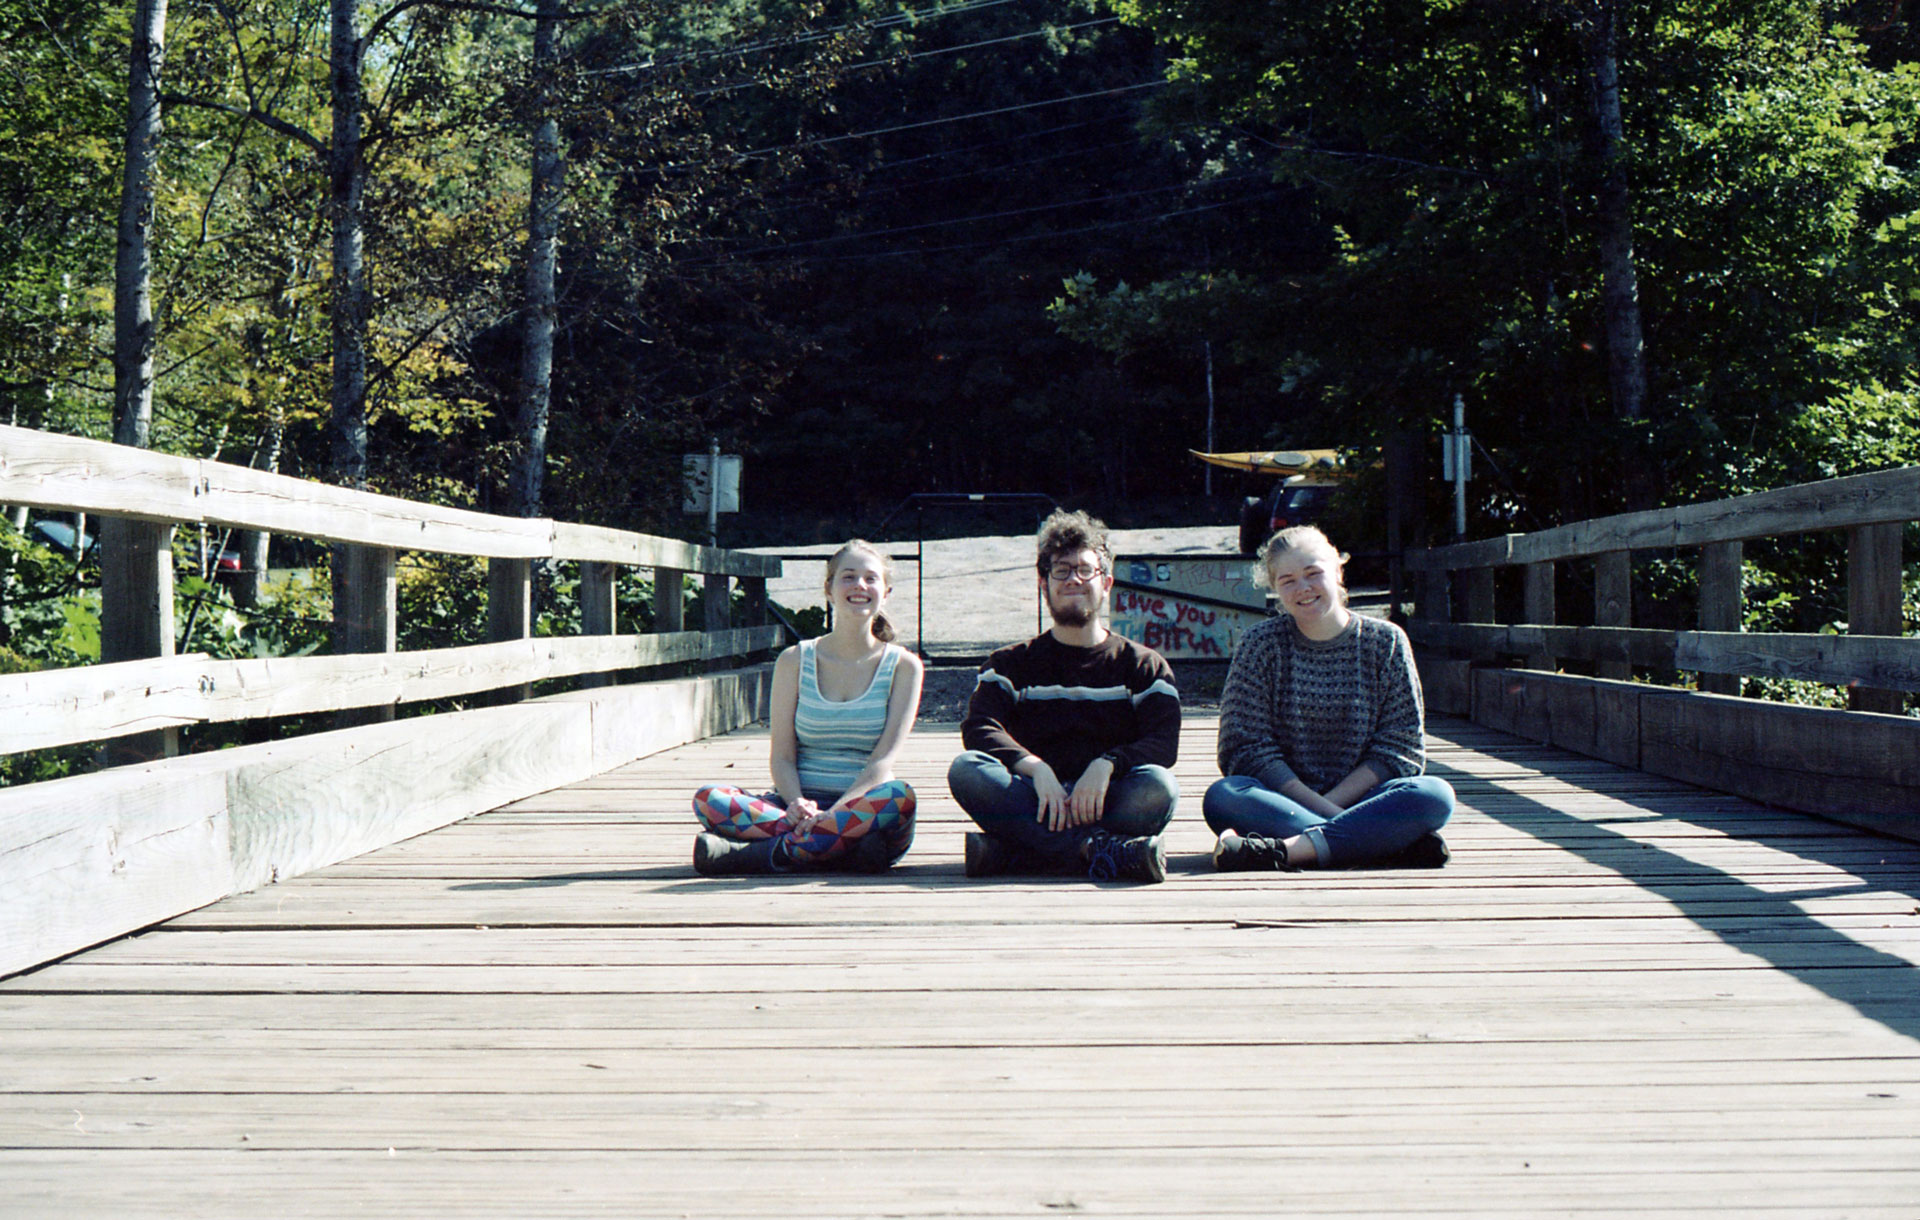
[1108, 556, 1272, 659]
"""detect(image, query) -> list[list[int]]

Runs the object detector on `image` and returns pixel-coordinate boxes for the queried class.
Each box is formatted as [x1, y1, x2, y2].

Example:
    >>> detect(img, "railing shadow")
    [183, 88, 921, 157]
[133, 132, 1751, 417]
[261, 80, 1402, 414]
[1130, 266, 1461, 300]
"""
[1427, 741, 1920, 1045]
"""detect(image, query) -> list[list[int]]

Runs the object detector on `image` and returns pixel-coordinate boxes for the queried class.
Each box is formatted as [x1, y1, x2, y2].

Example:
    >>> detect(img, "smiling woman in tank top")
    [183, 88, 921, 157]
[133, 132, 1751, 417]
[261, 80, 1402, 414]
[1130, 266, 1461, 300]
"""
[691, 540, 925, 875]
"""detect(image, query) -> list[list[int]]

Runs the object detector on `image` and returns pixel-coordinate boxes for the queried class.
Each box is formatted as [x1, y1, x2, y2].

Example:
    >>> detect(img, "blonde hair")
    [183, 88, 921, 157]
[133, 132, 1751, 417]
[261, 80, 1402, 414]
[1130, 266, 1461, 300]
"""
[824, 539, 895, 643]
[1253, 525, 1349, 602]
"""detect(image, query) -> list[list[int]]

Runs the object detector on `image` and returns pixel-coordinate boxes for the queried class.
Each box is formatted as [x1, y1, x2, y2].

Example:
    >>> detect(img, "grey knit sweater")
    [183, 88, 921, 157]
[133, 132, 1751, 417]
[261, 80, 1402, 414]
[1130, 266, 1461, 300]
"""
[1215, 613, 1427, 793]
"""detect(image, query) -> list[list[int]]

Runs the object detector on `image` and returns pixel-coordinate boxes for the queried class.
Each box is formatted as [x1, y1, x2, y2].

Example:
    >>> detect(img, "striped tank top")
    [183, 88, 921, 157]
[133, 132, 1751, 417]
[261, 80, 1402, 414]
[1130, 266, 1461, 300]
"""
[794, 638, 902, 796]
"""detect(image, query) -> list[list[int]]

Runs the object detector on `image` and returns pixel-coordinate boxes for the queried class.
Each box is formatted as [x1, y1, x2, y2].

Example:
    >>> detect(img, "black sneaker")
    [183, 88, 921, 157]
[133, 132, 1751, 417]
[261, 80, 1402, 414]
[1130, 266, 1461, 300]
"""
[1212, 830, 1300, 873]
[1085, 831, 1166, 883]
[964, 831, 1015, 878]
[692, 833, 779, 876]
[1380, 832, 1450, 869]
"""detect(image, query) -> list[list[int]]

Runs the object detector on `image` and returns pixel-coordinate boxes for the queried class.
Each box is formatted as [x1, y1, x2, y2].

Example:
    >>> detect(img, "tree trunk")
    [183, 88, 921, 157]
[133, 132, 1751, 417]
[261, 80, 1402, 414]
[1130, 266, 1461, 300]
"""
[1585, 0, 1648, 426]
[328, 0, 369, 646]
[510, 0, 563, 521]
[328, 0, 368, 490]
[114, 0, 168, 449]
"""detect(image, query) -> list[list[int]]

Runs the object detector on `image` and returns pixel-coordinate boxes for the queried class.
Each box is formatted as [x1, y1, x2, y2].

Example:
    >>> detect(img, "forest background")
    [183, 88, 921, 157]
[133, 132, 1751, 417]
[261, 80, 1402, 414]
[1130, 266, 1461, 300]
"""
[3, 0, 1919, 730]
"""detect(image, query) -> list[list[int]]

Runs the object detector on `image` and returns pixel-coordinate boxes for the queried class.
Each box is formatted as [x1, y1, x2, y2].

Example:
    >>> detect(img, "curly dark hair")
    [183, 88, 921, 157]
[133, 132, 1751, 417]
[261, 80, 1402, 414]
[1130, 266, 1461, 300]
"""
[1034, 508, 1112, 576]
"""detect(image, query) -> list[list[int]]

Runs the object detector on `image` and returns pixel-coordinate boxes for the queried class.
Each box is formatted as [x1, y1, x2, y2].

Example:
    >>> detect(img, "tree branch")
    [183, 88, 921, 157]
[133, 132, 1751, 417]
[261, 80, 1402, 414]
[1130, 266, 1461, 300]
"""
[362, 0, 598, 48]
[158, 92, 328, 156]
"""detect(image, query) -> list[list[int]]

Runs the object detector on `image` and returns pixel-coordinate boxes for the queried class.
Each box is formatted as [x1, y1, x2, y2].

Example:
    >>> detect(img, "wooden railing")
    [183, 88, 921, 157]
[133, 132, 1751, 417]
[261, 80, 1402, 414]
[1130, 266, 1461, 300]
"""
[0, 424, 785, 977]
[0, 423, 785, 759]
[1405, 465, 1918, 838]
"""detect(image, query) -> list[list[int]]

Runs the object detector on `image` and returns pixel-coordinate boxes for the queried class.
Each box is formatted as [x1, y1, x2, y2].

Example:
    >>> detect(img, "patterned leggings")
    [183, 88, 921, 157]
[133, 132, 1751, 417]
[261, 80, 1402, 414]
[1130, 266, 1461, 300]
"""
[692, 780, 917, 867]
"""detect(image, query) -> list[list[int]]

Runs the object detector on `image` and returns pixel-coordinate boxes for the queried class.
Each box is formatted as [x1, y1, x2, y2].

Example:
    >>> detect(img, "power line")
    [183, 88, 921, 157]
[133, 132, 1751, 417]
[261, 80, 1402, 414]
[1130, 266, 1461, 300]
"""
[590, 0, 1028, 76]
[754, 190, 1284, 266]
[723, 170, 1265, 257]
[684, 17, 1123, 98]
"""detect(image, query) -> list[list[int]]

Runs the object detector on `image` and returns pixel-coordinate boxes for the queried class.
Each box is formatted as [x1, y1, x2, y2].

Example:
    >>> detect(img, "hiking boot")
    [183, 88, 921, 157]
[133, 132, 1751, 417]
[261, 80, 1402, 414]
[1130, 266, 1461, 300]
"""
[692, 833, 781, 876]
[846, 832, 896, 874]
[1379, 832, 1450, 869]
[1212, 830, 1300, 873]
[1085, 830, 1165, 883]
[964, 831, 1015, 878]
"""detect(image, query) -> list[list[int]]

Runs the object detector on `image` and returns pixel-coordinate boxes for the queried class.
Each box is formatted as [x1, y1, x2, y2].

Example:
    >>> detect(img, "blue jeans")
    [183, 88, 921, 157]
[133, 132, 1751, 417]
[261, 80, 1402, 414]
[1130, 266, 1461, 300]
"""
[947, 750, 1178, 869]
[1202, 774, 1454, 867]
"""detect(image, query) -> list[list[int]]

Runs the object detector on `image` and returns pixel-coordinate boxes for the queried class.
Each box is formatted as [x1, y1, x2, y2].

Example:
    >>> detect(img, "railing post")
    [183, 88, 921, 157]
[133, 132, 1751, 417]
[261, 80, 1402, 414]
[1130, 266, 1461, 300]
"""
[1697, 541, 1743, 696]
[1465, 566, 1497, 663]
[97, 516, 179, 763]
[1848, 524, 1905, 714]
[705, 570, 730, 671]
[1523, 560, 1556, 672]
[488, 558, 532, 704]
[654, 567, 684, 635]
[333, 544, 397, 727]
[741, 574, 768, 657]
[1595, 551, 1631, 680]
[580, 561, 616, 689]
[1416, 568, 1450, 626]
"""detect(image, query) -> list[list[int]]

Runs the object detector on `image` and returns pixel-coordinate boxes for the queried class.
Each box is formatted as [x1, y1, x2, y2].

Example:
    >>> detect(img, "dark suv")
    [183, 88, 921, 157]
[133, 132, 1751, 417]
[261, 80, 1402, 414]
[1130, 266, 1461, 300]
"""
[1239, 480, 1338, 554]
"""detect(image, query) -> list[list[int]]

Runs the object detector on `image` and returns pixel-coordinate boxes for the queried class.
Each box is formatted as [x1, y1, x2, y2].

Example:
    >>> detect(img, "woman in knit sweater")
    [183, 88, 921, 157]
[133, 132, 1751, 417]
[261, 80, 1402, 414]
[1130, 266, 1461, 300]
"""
[1206, 526, 1454, 871]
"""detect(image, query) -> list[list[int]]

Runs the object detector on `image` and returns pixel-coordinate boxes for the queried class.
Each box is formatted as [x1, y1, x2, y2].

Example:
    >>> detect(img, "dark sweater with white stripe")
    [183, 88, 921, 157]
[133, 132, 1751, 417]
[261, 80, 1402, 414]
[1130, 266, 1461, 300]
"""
[961, 631, 1180, 784]
[1216, 613, 1427, 793]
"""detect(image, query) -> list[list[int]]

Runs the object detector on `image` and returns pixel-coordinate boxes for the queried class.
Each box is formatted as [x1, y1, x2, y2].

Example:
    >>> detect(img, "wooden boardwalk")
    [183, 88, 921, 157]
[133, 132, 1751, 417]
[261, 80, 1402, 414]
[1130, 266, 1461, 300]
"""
[4, 714, 1920, 1217]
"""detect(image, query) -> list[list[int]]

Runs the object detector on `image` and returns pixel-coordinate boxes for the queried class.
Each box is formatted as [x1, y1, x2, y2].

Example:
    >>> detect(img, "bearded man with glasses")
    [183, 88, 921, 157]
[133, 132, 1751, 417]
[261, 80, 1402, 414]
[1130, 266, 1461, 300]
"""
[947, 509, 1181, 882]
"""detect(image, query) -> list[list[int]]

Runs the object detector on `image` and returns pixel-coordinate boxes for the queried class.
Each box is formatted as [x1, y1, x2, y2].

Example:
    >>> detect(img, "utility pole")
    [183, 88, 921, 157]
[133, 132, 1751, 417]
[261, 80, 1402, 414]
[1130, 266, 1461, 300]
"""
[1442, 394, 1470, 541]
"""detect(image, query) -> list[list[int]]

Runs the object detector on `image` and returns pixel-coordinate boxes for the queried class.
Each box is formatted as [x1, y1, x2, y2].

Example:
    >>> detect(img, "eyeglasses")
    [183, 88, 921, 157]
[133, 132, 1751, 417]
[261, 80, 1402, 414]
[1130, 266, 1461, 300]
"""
[1047, 563, 1105, 582]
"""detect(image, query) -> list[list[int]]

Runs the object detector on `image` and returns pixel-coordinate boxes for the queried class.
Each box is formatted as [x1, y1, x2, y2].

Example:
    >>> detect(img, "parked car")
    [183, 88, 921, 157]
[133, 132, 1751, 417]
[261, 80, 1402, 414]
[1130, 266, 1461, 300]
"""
[29, 519, 95, 561]
[1239, 477, 1339, 554]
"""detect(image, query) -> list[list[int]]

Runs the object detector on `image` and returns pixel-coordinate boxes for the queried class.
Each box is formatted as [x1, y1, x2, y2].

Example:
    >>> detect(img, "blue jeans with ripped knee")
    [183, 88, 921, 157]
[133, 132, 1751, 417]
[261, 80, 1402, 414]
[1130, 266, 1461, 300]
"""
[1202, 774, 1453, 867]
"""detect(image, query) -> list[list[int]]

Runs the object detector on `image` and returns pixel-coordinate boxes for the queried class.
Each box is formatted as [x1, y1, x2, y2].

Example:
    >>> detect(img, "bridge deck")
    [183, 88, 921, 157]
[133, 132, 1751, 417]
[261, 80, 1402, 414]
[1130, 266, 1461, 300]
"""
[5, 714, 1920, 1217]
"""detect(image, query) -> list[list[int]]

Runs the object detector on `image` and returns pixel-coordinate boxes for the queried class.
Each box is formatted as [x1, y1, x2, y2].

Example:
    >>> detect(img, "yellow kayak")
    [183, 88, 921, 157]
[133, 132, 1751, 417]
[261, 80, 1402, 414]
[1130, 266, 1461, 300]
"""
[1189, 449, 1353, 477]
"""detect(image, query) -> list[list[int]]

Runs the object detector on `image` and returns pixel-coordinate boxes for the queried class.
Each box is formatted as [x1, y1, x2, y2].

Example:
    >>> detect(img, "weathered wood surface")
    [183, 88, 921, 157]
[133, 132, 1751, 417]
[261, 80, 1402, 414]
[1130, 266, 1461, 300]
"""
[3, 714, 1917, 1217]
[1406, 464, 1920, 569]
[0, 627, 783, 754]
[0, 668, 774, 978]
[1411, 621, 1920, 693]
[0, 423, 779, 575]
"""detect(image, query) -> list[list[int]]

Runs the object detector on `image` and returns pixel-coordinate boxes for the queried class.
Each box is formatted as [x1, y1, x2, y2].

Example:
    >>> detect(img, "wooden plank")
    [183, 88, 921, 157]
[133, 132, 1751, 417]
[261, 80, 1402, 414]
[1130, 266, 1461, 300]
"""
[0, 423, 780, 573]
[551, 521, 780, 578]
[1410, 465, 1920, 569]
[0, 767, 231, 977]
[1674, 631, 1920, 692]
[0, 670, 777, 975]
[0, 630, 783, 755]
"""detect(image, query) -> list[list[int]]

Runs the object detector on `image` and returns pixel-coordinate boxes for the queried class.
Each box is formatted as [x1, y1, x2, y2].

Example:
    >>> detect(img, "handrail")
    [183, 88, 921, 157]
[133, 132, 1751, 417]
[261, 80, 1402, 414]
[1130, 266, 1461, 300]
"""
[0, 424, 779, 576]
[1402, 465, 1916, 835]
[1406, 465, 1920, 571]
[0, 425, 785, 762]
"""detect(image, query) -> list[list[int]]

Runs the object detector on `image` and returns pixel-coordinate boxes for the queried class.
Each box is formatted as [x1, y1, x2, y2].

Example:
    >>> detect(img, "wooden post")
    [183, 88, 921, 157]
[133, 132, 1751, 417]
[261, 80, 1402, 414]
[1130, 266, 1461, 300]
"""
[1848, 524, 1904, 714]
[1523, 560, 1556, 672]
[1385, 431, 1418, 623]
[580, 561, 617, 689]
[1465, 566, 1497, 663]
[1697, 541, 1743, 696]
[488, 557, 532, 703]
[1416, 568, 1450, 627]
[333, 543, 396, 727]
[705, 571, 730, 671]
[1595, 550, 1632, 680]
[97, 516, 179, 764]
[654, 567, 684, 635]
[741, 575, 768, 657]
